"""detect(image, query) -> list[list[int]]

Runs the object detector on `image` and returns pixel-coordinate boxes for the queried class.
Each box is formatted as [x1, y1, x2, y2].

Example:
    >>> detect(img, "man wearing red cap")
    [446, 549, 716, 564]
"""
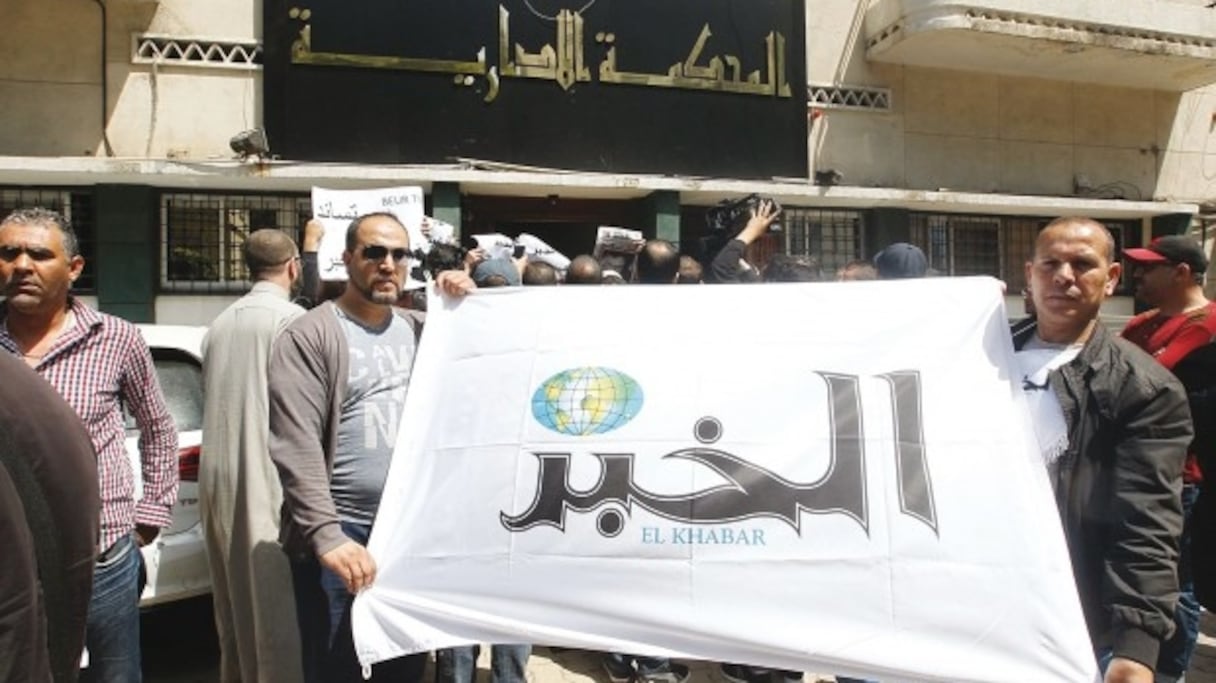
[1121, 234, 1216, 683]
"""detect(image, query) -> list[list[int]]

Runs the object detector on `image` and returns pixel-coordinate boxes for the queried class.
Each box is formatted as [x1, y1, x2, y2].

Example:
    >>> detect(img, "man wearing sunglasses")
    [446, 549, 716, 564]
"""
[268, 211, 474, 683]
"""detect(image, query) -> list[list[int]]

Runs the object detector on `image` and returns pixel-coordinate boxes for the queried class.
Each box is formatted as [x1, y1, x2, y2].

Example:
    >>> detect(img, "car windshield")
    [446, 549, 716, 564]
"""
[124, 348, 203, 433]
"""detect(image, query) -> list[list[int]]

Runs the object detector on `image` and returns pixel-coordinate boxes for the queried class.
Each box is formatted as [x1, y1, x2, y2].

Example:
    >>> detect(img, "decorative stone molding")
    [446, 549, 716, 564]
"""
[863, 0, 1216, 91]
[868, 8, 1216, 52]
[807, 85, 892, 112]
[131, 34, 262, 70]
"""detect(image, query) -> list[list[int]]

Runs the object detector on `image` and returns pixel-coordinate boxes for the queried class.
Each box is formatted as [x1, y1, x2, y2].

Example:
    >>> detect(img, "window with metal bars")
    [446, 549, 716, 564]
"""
[0, 187, 97, 292]
[160, 192, 310, 292]
[781, 208, 865, 274]
[909, 213, 1137, 294]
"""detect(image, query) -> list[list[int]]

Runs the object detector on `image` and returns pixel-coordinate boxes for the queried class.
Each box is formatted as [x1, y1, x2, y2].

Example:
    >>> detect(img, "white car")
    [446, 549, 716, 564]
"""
[126, 324, 209, 607]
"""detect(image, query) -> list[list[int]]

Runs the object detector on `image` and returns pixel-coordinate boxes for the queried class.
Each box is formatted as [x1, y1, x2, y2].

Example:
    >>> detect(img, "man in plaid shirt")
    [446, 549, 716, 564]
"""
[0, 207, 178, 682]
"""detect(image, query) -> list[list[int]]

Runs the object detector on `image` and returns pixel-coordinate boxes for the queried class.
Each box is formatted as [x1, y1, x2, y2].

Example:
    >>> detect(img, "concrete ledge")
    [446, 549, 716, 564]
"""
[0, 155, 1197, 219]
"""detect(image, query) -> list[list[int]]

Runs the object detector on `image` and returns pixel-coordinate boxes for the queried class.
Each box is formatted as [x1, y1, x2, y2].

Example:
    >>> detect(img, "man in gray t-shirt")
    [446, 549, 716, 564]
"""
[269, 212, 474, 683]
[331, 308, 415, 526]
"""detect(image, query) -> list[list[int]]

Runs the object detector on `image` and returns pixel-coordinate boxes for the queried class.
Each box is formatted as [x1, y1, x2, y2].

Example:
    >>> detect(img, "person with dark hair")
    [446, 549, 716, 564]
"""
[1120, 234, 1216, 682]
[598, 252, 633, 284]
[565, 254, 602, 285]
[297, 219, 324, 308]
[873, 243, 928, 280]
[709, 200, 779, 283]
[522, 260, 559, 286]
[676, 255, 703, 284]
[635, 239, 681, 284]
[425, 242, 467, 281]
[269, 213, 473, 683]
[201, 228, 306, 683]
[1013, 217, 1191, 683]
[762, 254, 822, 283]
[0, 207, 179, 683]
[836, 260, 877, 281]
[0, 351, 98, 683]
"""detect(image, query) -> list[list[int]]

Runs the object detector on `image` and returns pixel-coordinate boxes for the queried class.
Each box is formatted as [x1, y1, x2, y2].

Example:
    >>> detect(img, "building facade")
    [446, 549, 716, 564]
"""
[2, 0, 1215, 323]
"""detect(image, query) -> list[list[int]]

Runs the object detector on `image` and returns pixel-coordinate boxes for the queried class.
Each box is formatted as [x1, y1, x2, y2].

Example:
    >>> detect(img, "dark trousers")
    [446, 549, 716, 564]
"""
[291, 522, 427, 683]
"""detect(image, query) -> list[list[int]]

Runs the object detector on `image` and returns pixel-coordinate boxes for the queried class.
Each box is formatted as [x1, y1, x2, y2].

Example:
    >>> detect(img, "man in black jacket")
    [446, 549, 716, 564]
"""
[0, 351, 99, 683]
[1014, 217, 1192, 683]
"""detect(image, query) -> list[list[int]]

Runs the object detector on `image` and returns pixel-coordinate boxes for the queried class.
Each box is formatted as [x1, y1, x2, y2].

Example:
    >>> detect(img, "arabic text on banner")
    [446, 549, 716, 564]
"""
[353, 278, 1099, 683]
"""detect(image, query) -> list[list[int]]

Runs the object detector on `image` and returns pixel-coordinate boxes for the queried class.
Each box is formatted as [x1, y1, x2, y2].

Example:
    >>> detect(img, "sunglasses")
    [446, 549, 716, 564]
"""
[360, 245, 410, 263]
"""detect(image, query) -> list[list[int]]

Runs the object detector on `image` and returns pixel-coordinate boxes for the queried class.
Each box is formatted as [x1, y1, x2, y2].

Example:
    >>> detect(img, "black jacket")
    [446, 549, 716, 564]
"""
[1168, 341, 1216, 611]
[0, 353, 99, 683]
[1012, 320, 1191, 667]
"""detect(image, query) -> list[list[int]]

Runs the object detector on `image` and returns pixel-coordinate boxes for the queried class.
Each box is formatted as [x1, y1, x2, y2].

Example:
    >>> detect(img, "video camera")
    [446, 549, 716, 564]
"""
[705, 193, 781, 236]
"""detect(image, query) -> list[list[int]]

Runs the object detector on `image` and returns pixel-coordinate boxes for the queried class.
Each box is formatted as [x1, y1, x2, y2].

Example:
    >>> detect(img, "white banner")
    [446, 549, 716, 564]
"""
[311, 186, 426, 283]
[354, 278, 1099, 683]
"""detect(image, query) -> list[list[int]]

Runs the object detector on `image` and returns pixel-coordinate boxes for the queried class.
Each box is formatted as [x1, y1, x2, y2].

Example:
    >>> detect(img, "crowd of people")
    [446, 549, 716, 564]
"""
[0, 202, 1213, 683]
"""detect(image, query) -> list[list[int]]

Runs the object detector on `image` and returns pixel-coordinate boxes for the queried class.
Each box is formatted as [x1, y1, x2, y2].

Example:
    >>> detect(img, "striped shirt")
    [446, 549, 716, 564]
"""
[0, 298, 178, 551]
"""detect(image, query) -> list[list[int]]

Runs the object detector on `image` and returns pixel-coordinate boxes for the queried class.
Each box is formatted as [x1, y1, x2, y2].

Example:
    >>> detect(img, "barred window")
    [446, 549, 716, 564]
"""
[910, 213, 1137, 293]
[161, 193, 309, 292]
[782, 208, 865, 274]
[0, 187, 96, 292]
[911, 213, 1035, 291]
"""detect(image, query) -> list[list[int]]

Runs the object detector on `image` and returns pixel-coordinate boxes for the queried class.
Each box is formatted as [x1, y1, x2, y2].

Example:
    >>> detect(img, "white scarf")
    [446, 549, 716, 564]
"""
[1014, 345, 1077, 468]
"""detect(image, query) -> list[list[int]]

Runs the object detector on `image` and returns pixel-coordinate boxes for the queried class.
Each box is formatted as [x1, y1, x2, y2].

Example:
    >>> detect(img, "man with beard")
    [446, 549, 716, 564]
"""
[201, 228, 306, 682]
[0, 207, 178, 683]
[268, 212, 473, 683]
[1120, 235, 1216, 682]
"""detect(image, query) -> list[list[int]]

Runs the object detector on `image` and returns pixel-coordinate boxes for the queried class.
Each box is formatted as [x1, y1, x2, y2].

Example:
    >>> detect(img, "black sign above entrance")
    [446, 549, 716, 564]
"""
[263, 0, 806, 179]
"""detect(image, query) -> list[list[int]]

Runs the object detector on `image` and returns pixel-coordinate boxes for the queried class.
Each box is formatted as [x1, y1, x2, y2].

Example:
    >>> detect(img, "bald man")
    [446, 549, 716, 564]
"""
[1012, 217, 1192, 683]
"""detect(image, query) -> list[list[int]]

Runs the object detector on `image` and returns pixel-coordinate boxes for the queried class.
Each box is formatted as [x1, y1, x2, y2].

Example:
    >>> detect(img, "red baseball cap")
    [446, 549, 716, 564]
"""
[1123, 235, 1208, 274]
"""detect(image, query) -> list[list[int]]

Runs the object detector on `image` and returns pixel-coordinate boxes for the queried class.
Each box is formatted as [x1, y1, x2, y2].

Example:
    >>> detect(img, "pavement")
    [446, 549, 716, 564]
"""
[145, 599, 1216, 682]
[460, 610, 1216, 683]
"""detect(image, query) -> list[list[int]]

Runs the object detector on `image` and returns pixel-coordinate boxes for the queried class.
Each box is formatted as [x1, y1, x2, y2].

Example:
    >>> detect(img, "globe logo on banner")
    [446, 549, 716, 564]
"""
[530, 367, 644, 436]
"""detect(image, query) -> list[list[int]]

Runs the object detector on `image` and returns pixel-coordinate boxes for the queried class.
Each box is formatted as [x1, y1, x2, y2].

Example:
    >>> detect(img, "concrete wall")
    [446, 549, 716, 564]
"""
[0, 0, 260, 159]
[804, 0, 1216, 206]
[815, 68, 1169, 199]
[0, 1, 105, 156]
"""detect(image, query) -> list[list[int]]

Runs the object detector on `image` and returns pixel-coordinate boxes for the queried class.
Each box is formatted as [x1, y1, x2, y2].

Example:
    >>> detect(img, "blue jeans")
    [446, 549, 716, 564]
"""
[292, 521, 427, 683]
[436, 644, 531, 683]
[80, 535, 142, 683]
[1157, 483, 1201, 678]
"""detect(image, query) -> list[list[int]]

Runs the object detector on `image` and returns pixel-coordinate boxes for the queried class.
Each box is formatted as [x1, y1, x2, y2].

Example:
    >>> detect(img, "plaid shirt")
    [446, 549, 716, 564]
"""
[0, 298, 179, 551]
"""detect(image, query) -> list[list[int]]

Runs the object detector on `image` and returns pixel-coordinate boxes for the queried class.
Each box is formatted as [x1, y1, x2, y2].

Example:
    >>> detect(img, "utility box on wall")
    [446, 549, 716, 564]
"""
[263, 0, 806, 179]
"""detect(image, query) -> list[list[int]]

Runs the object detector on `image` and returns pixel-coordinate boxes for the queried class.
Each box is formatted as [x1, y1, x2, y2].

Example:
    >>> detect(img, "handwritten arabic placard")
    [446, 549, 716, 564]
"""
[265, 1, 806, 178]
[311, 186, 425, 282]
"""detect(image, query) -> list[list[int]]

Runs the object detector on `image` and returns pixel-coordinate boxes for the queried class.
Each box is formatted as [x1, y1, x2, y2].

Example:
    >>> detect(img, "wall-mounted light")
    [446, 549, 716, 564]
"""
[229, 128, 270, 160]
[814, 169, 843, 186]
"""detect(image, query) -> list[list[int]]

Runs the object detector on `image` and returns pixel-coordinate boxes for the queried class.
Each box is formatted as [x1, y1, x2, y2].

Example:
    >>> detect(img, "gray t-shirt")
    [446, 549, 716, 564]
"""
[331, 307, 417, 525]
